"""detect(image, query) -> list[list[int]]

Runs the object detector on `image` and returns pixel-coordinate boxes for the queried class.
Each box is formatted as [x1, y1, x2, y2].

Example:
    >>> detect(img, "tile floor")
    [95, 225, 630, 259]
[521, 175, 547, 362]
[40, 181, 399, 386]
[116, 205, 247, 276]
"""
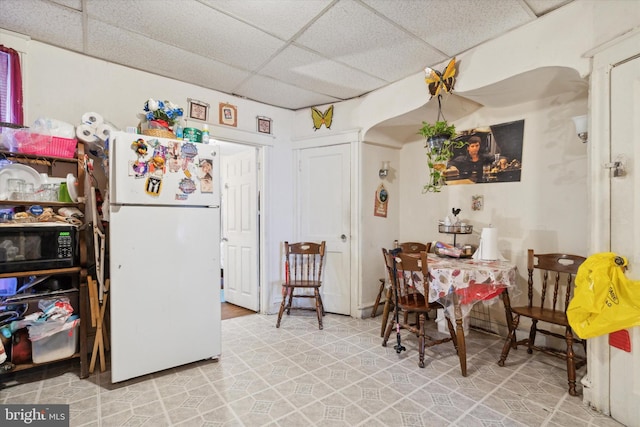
[0, 313, 624, 427]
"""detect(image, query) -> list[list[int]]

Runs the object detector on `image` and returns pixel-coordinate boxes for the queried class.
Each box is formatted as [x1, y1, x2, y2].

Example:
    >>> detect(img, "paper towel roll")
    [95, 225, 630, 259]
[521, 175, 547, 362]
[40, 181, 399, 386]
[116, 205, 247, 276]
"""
[479, 227, 499, 260]
[95, 123, 115, 141]
[76, 124, 99, 144]
[81, 112, 104, 127]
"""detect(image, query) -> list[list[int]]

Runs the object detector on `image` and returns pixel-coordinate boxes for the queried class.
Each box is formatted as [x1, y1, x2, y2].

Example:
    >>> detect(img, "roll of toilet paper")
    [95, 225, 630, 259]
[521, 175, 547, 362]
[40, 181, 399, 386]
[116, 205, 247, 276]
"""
[479, 227, 499, 260]
[76, 124, 99, 144]
[95, 123, 115, 141]
[81, 112, 104, 127]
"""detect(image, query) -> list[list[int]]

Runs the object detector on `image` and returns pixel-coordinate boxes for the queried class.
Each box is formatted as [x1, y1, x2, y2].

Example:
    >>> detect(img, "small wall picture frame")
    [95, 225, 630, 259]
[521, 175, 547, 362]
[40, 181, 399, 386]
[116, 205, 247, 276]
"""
[257, 116, 272, 135]
[188, 98, 209, 122]
[472, 194, 484, 211]
[219, 102, 237, 127]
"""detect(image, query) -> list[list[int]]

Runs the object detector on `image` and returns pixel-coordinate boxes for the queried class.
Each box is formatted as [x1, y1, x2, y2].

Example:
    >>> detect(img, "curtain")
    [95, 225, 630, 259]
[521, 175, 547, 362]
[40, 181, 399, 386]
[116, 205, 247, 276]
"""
[0, 45, 24, 126]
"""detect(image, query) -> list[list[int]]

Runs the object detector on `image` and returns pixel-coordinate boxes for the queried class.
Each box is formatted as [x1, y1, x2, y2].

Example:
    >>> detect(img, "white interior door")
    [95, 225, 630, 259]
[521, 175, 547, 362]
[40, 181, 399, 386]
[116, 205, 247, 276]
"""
[297, 144, 351, 315]
[221, 147, 259, 311]
[610, 54, 640, 426]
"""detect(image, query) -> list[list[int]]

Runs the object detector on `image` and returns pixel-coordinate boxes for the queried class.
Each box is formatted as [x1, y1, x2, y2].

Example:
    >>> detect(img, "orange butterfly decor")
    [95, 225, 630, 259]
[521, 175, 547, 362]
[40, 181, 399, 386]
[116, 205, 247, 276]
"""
[424, 58, 457, 98]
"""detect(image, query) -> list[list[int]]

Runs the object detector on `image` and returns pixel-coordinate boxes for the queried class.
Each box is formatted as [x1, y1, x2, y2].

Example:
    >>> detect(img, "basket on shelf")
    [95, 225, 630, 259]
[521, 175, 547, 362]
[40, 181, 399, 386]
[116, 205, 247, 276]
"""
[13, 132, 78, 158]
[438, 224, 473, 234]
[142, 128, 176, 139]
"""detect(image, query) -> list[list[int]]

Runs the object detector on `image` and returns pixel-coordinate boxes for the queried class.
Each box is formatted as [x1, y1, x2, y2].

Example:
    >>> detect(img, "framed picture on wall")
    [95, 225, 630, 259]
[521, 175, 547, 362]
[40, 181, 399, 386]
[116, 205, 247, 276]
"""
[219, 103, 237, 127]
[257, 116, 272, 134]
[188, 99, 209, 122]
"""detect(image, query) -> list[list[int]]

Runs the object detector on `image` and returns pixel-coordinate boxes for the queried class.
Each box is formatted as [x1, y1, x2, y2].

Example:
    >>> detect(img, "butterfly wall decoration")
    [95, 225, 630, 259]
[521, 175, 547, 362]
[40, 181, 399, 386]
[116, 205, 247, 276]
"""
[311, 105, 334, 131]
[424, 58, 457, 98]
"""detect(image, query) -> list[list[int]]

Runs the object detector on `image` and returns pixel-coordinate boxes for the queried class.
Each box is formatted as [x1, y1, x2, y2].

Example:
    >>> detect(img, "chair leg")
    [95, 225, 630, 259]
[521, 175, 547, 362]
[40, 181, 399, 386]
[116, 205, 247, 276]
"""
[371, 278, 385, 318]
[498, 313, 520, 366]
[382, 307, 397, 347]
[418, 313, 426, 368]
[445, 316, 459, 354]
[286, 287, 294, 315]
[276, 287, 288, 328]
[380, 288, 393, 337]
[565, 327, 577, 396]
[319, 294, 325, 316]
[314, 288, 323, 330]
[527, 320, 538, 354]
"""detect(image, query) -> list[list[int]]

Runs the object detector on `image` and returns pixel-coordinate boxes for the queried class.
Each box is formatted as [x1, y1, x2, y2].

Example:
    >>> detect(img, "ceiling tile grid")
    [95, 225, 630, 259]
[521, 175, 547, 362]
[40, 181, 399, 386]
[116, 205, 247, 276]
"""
[294, 0, 446, 82]
[0, 0, 575, 110]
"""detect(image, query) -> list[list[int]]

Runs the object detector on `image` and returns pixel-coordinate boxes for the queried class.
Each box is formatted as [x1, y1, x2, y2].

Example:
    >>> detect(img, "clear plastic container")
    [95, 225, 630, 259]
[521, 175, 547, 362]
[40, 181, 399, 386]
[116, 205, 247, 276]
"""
[31, 322, 79, 364]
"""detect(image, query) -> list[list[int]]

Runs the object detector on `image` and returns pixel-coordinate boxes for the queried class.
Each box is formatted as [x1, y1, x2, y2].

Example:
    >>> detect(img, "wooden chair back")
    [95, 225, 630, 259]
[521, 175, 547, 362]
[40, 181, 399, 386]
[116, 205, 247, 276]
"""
[398, 242, 430, 254]
[286, 241, 326, 286]
[382, 249, 426, 308]
[526, 249, 586, 317]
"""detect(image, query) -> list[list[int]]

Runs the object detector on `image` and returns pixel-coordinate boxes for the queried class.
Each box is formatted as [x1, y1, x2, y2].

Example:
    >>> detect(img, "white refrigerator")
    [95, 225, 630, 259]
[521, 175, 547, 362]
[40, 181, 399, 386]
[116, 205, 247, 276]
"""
[108, 131, 221, 383]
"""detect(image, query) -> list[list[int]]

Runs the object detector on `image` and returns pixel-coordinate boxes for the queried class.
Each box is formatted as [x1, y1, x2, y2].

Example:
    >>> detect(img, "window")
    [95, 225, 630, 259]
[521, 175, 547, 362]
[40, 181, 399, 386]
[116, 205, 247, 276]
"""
[0, 45, 23, 127]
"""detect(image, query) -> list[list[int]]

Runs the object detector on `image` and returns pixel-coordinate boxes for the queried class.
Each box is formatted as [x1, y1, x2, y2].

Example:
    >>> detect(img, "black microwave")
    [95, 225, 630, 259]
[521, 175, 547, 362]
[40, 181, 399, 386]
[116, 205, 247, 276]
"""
[0, 223, 79, 273]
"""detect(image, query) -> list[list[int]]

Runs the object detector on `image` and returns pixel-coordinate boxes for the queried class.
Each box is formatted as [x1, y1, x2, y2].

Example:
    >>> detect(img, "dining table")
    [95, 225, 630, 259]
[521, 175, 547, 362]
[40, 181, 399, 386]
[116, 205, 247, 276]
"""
[405, 252, 518, 376]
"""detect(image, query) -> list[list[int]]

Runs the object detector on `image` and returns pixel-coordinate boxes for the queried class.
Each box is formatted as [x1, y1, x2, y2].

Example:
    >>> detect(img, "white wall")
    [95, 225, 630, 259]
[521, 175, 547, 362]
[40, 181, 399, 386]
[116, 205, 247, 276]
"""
[360, 142, 400, 309]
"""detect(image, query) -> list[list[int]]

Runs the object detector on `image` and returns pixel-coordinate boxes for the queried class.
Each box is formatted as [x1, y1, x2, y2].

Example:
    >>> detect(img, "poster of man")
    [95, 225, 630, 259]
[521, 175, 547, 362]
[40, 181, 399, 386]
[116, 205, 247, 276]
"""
[445, 119, 524, 185]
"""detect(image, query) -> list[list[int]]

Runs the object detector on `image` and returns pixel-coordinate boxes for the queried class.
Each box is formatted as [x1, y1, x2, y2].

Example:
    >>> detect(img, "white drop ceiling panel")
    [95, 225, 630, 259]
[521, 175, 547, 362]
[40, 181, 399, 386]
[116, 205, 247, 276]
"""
[1, 0, 84, 52]
[49, 0, 81, 10]
[234, 74, 340, 110]
[85, 0, 284, 71]
[200, 0, 333, 40]
[86, 19, 250, 93]
[295, 0, 445, 82]
[524, 0, 573, 15]
[363, 0, 535, 55]
[260, 45, 386, 99]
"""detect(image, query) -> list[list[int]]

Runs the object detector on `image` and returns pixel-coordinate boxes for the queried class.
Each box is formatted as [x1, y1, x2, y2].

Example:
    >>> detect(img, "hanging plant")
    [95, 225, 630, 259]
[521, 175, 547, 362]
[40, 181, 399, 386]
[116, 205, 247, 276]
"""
[418, 120, 464, 192]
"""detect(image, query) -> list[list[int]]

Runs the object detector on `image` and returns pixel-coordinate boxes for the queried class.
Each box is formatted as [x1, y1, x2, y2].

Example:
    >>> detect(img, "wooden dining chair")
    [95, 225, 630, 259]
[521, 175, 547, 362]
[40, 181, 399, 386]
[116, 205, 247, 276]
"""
[375, 242, 432, 337]
[381, 249, 458, 368]
[276, 241, 326, 330]
[498, 249, 587, 396]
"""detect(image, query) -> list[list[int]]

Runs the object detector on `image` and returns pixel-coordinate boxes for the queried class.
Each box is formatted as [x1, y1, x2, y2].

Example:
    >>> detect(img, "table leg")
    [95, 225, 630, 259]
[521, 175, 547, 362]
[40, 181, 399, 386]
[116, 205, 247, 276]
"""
[453, 298, 467, 376]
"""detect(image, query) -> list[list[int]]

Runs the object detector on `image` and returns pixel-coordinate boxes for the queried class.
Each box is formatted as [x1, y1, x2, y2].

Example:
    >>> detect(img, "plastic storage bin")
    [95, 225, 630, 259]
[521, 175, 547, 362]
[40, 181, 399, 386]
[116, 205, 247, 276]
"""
[0, 277, 17, 296]
[31, 321, 79, 364]
[5, 130, 78, 158]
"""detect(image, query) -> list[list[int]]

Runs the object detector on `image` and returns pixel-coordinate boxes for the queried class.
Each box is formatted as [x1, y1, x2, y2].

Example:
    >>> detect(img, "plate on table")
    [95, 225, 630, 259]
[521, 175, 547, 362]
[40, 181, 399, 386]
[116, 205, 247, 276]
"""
[0, 163, 42, 200]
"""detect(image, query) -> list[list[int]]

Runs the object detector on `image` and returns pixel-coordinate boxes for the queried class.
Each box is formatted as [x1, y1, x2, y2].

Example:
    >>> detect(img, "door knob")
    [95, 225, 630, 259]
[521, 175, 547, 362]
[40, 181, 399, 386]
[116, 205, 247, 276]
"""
[340, 234, 347, 242]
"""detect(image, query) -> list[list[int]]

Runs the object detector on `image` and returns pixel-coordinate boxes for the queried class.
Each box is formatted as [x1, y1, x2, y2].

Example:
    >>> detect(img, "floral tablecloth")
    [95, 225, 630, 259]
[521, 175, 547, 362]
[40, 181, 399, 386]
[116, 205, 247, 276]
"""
[407, 253, 518, 320]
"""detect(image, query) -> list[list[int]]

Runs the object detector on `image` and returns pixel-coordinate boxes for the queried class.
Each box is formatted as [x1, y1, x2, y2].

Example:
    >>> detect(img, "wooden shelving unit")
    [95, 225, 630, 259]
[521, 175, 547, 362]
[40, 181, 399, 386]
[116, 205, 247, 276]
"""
[0, 143, 88, 379]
